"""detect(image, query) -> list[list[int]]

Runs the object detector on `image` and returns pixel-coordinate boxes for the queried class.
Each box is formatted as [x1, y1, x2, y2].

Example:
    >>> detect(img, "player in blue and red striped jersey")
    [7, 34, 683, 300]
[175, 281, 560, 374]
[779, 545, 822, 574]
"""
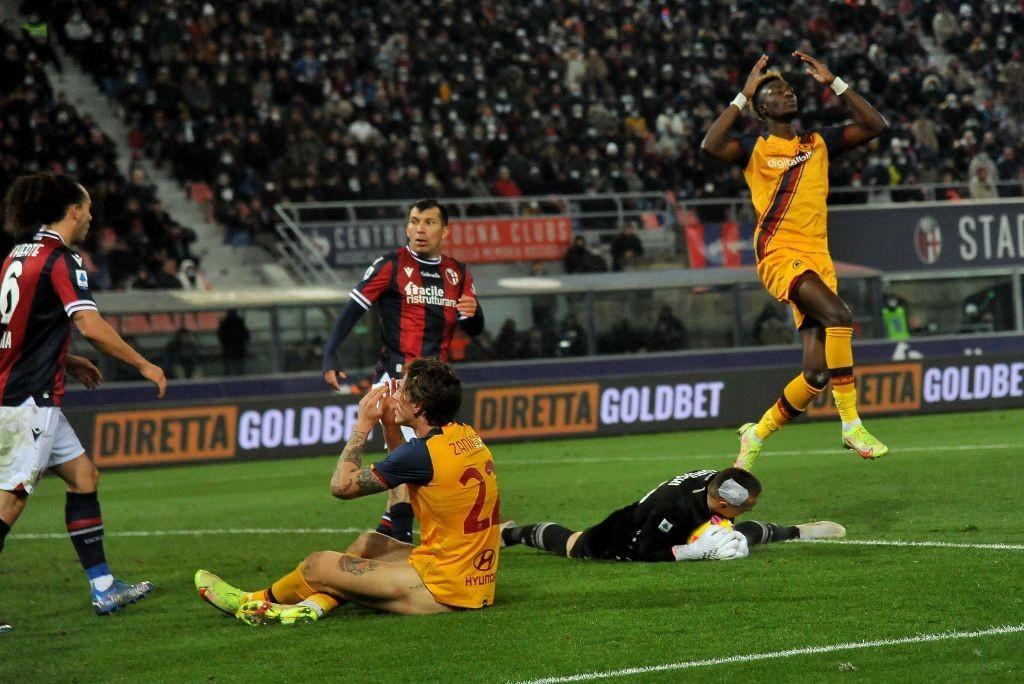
[0, 173, 167, 629]
[322, 198, 484, 544]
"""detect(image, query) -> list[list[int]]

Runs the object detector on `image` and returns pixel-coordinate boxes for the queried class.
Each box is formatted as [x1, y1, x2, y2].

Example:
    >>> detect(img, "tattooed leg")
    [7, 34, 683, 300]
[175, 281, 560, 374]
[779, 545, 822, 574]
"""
[298, 550, 450, 616]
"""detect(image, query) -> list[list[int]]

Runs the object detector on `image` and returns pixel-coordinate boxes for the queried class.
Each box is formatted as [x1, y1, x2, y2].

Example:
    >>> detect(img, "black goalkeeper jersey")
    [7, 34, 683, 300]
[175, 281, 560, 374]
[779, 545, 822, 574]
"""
[579, 469, 720, 562]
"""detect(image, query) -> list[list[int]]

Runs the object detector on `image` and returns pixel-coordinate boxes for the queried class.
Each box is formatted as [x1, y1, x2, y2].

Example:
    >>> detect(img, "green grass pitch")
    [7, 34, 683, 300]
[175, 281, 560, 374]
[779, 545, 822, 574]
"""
[2, 409, 1023, 681]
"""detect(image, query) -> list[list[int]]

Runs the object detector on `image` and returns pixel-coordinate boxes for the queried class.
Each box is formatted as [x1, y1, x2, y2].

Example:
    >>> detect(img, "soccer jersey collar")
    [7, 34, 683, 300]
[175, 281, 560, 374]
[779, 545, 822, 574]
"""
[35, 227, 66, 245]
[405, 245, 442, 265]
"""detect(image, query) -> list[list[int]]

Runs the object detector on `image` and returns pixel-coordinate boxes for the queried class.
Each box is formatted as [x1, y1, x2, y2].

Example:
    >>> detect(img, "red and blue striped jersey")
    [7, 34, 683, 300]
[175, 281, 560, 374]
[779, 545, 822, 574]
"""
[350, 246, 477, 377]
[0, 229, 97, 406]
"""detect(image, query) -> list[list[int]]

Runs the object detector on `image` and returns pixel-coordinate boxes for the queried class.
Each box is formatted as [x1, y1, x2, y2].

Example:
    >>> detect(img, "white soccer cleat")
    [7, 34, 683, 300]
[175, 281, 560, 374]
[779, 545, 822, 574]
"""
[796, 521, 846, 540]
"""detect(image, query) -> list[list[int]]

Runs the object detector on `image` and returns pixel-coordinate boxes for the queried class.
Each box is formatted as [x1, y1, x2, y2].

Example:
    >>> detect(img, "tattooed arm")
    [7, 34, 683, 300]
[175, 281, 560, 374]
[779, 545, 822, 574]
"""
[330, 430, 389, 499]
[330, 385, 391, 499]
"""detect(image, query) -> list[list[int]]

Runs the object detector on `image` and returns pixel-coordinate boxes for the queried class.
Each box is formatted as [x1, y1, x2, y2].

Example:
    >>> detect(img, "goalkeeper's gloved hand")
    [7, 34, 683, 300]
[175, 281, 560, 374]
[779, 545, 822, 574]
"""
[672, 527, 746, 561]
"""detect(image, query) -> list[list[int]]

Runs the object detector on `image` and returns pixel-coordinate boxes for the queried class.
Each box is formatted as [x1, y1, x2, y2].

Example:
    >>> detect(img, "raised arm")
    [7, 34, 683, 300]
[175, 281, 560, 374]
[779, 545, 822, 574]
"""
[330, 385, 390, 499]
[700, 54, 768, 163]
[794, 51, 887, 150]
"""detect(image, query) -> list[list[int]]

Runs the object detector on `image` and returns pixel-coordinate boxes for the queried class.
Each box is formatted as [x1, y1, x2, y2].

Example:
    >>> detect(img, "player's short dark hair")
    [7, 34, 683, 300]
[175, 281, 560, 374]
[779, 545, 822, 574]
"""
[410, 198, 449, 226]
[403, 357, 461, 426]
[3, 172, 85, 242]
[710, 467, 762, 506]
[752, 73, 784, 116]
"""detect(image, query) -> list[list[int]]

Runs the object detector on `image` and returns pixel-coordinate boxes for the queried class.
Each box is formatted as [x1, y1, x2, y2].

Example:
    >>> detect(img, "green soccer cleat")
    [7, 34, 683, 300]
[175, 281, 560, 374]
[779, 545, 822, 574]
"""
[195, 569, 246, 616]
[734, 422, 763, 470]
[842, 425, 888, 460]
[236, 600, 320, 626]
[796, 521, 847, 539]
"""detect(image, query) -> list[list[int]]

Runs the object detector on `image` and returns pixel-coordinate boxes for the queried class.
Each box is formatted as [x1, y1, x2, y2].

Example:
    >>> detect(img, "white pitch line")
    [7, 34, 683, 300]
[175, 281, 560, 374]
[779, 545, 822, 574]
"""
[10, 527, 371, 540]
[793, 538, 1024, 551]
[503, 442, 1016, 466]
[514, 623, 1024, 684]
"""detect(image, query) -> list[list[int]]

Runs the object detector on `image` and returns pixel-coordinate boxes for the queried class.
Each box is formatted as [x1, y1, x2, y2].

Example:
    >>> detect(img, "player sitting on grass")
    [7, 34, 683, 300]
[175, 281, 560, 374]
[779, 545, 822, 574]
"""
[501, 468, 844, 561]
[195, 358, 502, 624]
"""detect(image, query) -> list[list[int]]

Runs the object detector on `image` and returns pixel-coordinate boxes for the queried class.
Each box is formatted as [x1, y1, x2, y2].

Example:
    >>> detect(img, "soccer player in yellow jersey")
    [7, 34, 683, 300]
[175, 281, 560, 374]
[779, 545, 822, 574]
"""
[193, 358, 500, 624]
[701, 52, 890, 467]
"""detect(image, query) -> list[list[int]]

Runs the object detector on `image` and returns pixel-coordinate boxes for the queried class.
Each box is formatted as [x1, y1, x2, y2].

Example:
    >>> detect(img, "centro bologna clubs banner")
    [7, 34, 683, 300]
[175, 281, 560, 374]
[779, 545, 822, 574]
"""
[306, 217, 573, 267]
[828, 198, 1024, 271]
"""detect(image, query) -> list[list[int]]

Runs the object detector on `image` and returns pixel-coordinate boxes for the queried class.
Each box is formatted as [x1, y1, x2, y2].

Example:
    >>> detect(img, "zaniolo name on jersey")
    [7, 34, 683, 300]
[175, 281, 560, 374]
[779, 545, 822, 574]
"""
[0, 229, 97, 406]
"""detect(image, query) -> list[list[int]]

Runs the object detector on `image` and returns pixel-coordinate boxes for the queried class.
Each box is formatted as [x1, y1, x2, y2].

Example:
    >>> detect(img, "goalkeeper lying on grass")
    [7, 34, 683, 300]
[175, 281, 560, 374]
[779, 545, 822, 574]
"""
[501, 467, 844, 561]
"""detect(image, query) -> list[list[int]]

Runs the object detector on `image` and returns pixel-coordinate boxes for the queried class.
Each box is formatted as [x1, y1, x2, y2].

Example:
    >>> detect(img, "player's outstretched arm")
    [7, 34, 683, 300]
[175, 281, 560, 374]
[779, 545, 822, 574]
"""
[794, 51, 887, 149]
[330, 385, 391, 499]
[322, 300, 367, 390]
[701, 54, 768, 163]
[72, 310, 166, 397]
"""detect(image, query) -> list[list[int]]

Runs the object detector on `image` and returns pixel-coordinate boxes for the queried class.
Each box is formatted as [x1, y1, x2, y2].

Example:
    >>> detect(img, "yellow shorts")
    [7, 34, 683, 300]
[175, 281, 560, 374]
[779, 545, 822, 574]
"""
[756, 248, 837, 329]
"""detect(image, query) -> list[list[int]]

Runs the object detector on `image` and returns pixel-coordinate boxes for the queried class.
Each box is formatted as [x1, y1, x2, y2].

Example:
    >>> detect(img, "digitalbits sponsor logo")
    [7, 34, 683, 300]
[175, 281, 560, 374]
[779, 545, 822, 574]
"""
[915, 217, 942, 264]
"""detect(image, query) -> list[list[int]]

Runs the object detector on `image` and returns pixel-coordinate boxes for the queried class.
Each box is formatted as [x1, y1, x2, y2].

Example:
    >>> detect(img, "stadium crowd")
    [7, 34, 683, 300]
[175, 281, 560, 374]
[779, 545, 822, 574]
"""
[25, 0, 1024, 221]
[1, 23, 200, 290]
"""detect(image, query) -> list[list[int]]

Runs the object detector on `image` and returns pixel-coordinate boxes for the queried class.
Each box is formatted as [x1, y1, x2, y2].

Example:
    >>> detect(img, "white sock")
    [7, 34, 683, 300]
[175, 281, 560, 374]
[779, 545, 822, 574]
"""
[90, 574, 114, 592]
[842, 419, 862, 433]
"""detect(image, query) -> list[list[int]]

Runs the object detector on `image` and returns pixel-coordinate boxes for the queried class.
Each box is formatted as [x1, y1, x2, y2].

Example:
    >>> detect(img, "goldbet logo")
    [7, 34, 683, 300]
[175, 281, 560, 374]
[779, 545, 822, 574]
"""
[807, 363, 921, 416]
[93, 406, 237, 465]
[474, 384, 598, 438]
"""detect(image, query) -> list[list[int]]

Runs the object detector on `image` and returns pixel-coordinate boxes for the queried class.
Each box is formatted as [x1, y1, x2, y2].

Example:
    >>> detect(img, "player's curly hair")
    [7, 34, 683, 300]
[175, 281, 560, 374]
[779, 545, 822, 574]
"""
[403, 357, 462, 426]
[751, 70, 786, 118]
[3, 172, 85, 242]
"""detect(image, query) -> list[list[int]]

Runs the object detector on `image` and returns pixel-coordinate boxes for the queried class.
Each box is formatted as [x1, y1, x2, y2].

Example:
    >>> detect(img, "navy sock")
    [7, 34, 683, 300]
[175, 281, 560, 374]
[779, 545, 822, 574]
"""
[735, 520, 799, 546]
[385, 503, 413, 544]
[65, 492, 108, 579]
[516, 523, 573, 556]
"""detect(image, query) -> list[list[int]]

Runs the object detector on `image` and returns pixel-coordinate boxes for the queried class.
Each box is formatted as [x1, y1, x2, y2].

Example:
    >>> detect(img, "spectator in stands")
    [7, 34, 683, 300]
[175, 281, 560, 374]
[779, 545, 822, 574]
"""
[557, 313, 588, 357]
[163, 327, 202, 379]
[648, 305, 689, 352]
[969, 166, 998, 200]
[494, 319, 521, 360]
[177, 259, 210, 290]
[752, 302, 794, 346]
[564, 236, 590, 274]
[610, 223, 644, 272]
[217, 310, 251, 376]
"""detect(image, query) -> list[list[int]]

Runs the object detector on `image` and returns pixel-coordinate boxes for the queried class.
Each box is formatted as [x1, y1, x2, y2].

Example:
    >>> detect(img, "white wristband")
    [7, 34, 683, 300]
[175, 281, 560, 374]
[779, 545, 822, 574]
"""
[730, 92, 748, 110]
[831, 76, 849, 96]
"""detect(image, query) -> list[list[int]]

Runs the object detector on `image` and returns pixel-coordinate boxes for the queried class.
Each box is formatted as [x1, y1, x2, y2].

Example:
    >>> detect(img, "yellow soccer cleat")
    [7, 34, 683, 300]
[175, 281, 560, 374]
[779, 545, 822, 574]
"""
[195, 569, 246, 616]
[842, 425, 888, 460]
[236, 600, 320, 626]
[734, 422, 763, 470]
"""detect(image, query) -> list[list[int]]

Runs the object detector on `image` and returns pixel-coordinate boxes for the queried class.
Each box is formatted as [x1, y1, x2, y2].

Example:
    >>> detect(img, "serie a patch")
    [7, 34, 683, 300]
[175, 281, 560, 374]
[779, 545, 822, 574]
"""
[76, 269, 89, 289]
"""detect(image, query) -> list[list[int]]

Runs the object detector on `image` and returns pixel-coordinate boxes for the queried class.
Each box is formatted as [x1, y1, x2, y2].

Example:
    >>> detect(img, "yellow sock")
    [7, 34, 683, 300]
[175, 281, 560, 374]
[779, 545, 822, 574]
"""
[297, 592, 341, 618]
[754, 374, 823, 440]
[269, 564, 317, 604]
[247, 589, 269, 602]
[825, 327, 859, 424]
